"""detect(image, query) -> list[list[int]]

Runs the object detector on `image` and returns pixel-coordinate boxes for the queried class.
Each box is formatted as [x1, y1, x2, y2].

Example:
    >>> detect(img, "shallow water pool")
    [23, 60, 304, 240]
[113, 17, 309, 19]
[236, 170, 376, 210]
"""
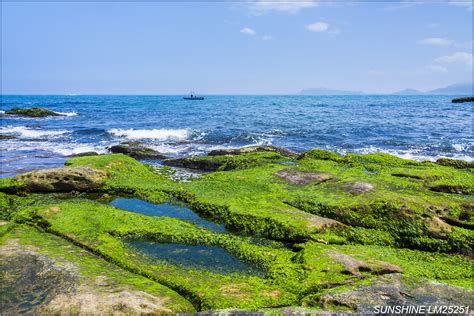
[110, 198, 226, 232]
[125, 240, 265, 276]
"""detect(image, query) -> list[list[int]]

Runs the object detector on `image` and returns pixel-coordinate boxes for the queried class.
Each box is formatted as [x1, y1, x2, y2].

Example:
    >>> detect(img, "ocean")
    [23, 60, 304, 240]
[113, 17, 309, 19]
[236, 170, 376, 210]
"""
[1, 95, 472, 178]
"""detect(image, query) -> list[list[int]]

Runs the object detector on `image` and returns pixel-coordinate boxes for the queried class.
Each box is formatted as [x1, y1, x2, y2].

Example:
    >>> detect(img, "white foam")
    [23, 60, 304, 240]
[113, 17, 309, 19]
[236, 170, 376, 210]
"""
[108, 128, 191, 141]
[0, 126, 70, 139]
[55, 111, 78, 117]
[0, 110, 5, 115]
[356, 146, 473, 162]
[51, 144, 106, 156]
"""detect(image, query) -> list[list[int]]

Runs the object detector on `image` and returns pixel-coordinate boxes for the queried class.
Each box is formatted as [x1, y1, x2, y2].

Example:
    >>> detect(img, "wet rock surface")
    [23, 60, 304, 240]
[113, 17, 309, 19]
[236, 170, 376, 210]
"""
[163, 157, 223, 171]
[274, 168, 333, 185]
[109, 141, 167, 160]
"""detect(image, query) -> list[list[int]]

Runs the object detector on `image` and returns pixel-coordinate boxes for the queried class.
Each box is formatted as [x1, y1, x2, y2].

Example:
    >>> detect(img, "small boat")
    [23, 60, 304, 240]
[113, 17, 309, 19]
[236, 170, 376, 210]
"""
[183, 92, 204, 100]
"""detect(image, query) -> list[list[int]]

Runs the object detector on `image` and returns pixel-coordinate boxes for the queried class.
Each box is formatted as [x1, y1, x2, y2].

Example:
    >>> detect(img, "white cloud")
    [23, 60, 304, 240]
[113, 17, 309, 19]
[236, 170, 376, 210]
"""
[448, 0, 474, 11]
[240, 27, 256, 36]
[306, 22, 330, 32]
[240, 28, 274, 41]
[427, 65, 448, 73]
[246, 0, 319, 14]
[420, 37, 454, 46]
[435, 52, 473, 67]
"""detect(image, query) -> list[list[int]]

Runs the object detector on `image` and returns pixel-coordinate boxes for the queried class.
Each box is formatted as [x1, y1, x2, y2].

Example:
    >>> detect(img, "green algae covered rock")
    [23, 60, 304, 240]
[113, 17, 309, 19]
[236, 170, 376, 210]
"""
[436, 157, 474, 169]
[1, 148, 473, 313]
[5, 107, 64, 117]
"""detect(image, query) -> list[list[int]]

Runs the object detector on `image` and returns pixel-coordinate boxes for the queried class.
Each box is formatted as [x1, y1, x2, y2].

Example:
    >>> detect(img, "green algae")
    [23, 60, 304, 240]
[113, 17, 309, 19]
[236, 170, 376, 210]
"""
[1, 148, 473, 311]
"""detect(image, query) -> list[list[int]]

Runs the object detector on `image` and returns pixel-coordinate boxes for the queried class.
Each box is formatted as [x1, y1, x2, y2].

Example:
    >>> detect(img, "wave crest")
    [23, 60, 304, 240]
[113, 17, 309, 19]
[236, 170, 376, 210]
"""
[108, 128, 190, 141]
[0, 126, 70, 139]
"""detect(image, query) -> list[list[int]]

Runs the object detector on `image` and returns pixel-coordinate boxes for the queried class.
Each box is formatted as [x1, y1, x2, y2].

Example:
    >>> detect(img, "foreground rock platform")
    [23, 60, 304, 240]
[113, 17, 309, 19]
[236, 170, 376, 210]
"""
[0, 148, 473, 313]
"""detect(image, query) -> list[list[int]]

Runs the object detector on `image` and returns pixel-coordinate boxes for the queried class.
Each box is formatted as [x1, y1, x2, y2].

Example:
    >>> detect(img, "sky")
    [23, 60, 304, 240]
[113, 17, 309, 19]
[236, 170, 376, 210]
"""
[1, 1, 473, 94]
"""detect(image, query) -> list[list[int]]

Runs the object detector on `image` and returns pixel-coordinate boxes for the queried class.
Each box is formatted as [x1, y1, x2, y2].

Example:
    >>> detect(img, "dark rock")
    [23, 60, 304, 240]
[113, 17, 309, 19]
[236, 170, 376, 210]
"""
[341, 182, 374, 195]
[163, 157, 222, 171]
[0, 134, 16, 140]
[317, 274, 473, 312]
[109, 142, 167, 160]
[273, 168, 333, 185]
[68, 152, 99, 157]
[436, 158, 474, 169]
[5, 107, 64, 117]
[25, 125, 42, 129]
[208, 145, 297, 159]
[452, 96, 474, 103]
[429, 184, 469, 195]
[10, 167, 107, 193]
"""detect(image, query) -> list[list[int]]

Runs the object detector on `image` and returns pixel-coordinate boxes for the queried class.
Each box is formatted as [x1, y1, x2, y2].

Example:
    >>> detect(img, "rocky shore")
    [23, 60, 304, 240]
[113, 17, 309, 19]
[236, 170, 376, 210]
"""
[0, 147, 472, 313]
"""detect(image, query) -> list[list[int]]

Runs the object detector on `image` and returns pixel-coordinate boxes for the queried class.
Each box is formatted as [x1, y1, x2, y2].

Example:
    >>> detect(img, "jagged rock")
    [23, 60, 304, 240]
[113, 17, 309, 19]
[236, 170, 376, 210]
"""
[163, 157, 222, 171]
[436, 158, 474, 169]
[5, 107, 64, 117]
[452, 96, 474, 103]
[317, 274, 473, 312]
[273, 168, 333, 185]
[8, 167, 107, 193]
[208, 145, 297, 159]
[109, 142, 167, 160]
[341, 182, 374, 195]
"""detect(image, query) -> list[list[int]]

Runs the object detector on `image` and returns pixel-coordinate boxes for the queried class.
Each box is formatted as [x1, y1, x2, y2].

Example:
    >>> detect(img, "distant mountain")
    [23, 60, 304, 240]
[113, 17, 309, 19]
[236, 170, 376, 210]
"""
[392, 88, 424, 95]
[299, 87, 364, 95]
[428, 83, 473, 95]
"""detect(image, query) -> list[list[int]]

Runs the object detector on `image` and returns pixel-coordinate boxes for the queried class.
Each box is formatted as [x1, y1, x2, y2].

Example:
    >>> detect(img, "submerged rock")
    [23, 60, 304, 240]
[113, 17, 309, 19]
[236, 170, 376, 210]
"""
[8, 167, 107, 193]
[109, 142, 167, 160]
[341, 182, 374, 195]
[208, 145, 297, 159]
[273, 168, 333, 185]
[5, 107, 64, 117]
[452, 96, 474, 103]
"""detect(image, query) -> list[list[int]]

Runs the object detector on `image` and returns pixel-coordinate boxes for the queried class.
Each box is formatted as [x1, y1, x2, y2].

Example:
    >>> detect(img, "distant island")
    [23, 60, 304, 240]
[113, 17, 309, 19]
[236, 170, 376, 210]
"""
[298, 83, 473, 95]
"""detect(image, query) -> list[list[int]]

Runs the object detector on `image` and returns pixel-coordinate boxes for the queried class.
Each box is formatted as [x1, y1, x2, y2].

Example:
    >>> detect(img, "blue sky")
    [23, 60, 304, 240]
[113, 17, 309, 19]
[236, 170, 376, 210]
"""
[1, 1, 473, 94]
